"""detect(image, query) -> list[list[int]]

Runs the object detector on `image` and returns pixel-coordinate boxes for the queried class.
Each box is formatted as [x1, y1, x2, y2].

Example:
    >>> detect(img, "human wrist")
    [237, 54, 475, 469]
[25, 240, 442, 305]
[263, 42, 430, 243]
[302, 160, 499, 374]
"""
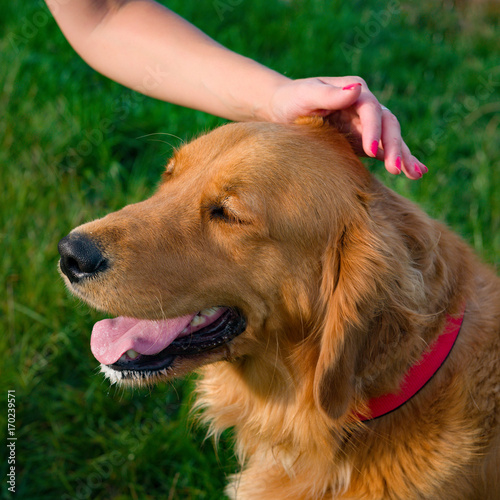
[226, 60, 290, 123]
[250, 72, 291, 123]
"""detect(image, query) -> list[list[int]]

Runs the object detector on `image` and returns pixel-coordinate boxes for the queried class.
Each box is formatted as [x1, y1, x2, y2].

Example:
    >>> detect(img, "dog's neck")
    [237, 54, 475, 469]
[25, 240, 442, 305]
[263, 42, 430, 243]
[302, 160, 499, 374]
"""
[195, 305, 468, 498]
[356, 304, 466, 421]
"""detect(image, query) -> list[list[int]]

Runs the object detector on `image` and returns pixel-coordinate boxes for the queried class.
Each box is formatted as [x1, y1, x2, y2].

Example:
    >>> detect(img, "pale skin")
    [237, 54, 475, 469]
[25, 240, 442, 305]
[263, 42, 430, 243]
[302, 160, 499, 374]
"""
[45, 0, 427, 179]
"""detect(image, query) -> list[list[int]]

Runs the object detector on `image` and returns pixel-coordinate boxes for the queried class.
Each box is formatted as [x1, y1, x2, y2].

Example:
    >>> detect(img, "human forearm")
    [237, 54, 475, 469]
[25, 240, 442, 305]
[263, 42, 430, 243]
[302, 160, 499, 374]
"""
[45, 0, 288, 121]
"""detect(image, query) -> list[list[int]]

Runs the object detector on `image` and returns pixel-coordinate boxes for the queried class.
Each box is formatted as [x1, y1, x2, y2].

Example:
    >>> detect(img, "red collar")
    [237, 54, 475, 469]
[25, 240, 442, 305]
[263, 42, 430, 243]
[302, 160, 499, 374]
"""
[356, 305, 466, 422]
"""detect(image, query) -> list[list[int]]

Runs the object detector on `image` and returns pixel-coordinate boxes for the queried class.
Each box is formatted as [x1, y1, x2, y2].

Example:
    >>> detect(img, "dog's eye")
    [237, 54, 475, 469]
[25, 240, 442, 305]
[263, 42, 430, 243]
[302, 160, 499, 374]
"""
[209, 203, 235, 223]
[207, 199, 243, 224]
[209, 204, 228, 220]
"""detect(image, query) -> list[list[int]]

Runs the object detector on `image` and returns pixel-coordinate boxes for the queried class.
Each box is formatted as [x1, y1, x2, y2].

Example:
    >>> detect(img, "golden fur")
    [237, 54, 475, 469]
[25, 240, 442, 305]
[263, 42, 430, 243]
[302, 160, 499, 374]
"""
[62, 118, 500, 499]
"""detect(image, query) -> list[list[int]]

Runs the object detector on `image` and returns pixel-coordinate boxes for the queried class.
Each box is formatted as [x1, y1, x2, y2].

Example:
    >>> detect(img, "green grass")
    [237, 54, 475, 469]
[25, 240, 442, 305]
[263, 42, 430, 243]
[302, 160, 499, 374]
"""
[1, 0, 498, 498]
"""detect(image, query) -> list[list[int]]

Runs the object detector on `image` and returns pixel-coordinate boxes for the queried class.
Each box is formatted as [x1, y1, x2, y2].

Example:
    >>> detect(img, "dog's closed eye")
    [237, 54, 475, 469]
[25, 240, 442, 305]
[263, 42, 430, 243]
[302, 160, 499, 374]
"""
[206, 198, 246, 224]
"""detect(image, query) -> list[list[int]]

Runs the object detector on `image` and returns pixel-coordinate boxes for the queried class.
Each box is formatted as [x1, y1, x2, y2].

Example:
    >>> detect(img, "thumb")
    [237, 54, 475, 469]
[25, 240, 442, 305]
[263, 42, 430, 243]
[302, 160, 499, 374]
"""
[301, 78, 362, 113]
[270, 78, 362, 123]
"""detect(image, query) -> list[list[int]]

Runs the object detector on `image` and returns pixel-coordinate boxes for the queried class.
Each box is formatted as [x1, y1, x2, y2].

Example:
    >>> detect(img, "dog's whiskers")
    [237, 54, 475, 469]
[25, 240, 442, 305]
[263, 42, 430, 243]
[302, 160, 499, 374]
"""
[135, 132, 185, 150]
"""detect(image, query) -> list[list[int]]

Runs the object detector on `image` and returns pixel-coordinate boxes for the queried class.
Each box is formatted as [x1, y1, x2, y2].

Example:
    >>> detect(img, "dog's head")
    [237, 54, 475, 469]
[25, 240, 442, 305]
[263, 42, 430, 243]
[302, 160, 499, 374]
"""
[59, 118, 427, 420]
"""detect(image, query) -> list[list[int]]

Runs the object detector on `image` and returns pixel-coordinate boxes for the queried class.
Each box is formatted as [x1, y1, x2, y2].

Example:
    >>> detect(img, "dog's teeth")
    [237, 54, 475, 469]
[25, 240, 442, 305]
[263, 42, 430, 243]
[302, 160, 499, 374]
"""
[200, 307, 220, 317]
[190, 315, 205, 327]
[187, 308, 221, 330]
[126, 349, 140, 360]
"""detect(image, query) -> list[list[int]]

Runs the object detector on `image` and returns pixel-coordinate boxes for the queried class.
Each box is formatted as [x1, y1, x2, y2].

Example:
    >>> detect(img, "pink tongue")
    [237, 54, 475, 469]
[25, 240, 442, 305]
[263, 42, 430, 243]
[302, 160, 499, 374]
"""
[91, 314, 196, 365]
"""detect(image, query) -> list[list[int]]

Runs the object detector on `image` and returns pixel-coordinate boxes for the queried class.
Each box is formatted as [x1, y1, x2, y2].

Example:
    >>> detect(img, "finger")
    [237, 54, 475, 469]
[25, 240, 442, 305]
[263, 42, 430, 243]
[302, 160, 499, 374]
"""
[400, 142, 424, 180]
[355, 97, 382, 158]
[380, 109, 403, 175]
[398, 135, 427, 174]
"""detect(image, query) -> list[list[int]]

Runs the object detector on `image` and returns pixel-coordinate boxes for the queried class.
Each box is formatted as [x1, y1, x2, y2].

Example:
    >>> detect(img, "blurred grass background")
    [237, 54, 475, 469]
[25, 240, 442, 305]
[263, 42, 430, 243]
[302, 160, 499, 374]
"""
[1, 0, 499, 498]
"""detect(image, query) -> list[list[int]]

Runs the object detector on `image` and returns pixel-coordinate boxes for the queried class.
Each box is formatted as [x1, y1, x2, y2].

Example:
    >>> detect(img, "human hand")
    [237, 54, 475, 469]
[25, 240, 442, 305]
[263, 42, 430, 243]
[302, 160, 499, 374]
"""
[268, 77, 427, 180]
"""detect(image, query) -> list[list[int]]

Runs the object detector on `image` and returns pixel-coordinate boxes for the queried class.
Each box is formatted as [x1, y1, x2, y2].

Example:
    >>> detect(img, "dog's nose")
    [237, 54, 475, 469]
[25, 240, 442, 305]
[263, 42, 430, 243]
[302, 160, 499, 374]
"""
[58, 233, 108, 283]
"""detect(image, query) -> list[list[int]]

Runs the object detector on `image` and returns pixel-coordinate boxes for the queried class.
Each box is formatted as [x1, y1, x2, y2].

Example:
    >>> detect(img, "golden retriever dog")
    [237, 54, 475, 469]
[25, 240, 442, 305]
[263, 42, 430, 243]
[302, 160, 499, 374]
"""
[58, 118, 500, 499]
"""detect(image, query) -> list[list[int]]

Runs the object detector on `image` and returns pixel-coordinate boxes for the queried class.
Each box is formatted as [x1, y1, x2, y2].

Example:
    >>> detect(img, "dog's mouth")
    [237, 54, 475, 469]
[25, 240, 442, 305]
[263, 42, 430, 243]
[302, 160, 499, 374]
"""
[91, 307, 246, 379]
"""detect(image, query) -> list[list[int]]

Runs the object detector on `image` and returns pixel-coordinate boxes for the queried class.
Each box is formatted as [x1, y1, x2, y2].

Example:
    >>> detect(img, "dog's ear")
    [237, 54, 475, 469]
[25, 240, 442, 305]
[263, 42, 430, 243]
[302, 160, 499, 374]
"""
[313, 202, 407, 421]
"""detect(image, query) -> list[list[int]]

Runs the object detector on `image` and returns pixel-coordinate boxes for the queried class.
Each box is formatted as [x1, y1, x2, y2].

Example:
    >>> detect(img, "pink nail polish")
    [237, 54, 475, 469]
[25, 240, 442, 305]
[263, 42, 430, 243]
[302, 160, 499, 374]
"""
[395, 156, 401, 172]
[414, 164, 423, 178]
[370, 140, 378, 157]
[420, 163, 428, 174]
[342, 83, 362, 90]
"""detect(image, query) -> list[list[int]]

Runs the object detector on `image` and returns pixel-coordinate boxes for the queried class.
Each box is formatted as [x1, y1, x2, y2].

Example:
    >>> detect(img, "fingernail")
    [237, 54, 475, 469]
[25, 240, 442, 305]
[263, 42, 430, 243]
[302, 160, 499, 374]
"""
[420, 163, 428, 174]
[414, 164, 423, 178]
[370, 140, 378, 157]
[342, 83, 362, 90]
[395, 156, 401, 172]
